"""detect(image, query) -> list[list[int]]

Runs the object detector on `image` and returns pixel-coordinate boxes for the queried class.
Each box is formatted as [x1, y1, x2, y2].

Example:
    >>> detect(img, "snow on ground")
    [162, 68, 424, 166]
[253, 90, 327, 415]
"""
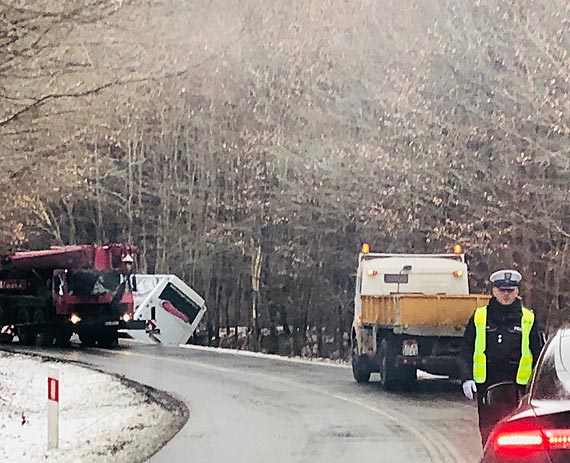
[178, 343, 450, 380]
[178, 342, 352, 368]
[0, 351, 187, 463]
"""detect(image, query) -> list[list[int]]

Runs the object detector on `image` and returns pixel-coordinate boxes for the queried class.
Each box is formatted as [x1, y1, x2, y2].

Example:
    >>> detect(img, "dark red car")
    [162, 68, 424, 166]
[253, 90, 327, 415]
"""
[482, 328, 570, 463]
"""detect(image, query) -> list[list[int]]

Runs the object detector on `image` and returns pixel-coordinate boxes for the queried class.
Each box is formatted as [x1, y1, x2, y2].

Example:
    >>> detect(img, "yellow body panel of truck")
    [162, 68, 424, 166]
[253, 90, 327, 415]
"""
[361, 294, 491, 335]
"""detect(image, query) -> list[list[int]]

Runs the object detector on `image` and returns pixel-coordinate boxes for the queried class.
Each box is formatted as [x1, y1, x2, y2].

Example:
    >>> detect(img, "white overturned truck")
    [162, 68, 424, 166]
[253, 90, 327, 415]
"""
[125, 275, 207, 346]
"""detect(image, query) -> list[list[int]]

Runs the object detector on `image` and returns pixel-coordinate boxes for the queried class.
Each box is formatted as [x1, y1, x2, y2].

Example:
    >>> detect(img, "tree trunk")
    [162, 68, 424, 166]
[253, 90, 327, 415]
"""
[251, 244, 262, 351]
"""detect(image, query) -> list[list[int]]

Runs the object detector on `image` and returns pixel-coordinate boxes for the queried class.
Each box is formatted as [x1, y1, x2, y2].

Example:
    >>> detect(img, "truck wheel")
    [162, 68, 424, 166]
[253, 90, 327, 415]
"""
[36, 332, 55, 347]
[96, 332, 117, 348]
[17, 308, 35, 345]
[54, 330, 72, 347]
[0, 331, 14, 344]
[18, 332, 35, 345]
[79, 333, 97, 347]
[397, 366, 417, 390]
[352, 345, 371, 383]
[0, 310, 14, 344]
[33, 309, 54, 347]
[379, 339, 396, 390]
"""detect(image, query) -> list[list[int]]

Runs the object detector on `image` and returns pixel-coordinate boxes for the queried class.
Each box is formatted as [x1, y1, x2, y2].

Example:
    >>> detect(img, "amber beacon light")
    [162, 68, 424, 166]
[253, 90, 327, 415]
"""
[361, 243, 370, 254]
[453, 244, 463, 254]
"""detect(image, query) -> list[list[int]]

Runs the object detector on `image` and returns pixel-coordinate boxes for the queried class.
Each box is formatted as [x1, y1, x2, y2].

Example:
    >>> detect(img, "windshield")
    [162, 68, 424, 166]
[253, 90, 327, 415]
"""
[67, 270, 122, 296]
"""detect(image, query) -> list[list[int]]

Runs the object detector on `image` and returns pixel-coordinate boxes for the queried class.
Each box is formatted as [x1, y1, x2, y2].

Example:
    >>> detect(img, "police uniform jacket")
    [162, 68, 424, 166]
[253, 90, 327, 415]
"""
[458, 297, 543, 386]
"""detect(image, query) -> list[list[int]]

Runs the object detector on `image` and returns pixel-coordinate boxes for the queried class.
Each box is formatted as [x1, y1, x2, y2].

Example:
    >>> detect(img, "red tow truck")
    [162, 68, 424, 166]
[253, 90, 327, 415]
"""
[0, 244, 145, 347]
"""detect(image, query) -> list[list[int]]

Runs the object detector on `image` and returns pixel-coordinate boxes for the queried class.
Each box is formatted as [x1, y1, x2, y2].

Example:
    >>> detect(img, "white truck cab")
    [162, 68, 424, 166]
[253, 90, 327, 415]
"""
[355, 254, 469, 318]
[125, 274, 207, 346]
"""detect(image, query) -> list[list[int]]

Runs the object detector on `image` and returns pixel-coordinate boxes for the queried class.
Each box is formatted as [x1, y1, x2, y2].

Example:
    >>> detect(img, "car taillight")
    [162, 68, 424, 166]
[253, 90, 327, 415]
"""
[495, 429, 544, 451]
[494, 427, 570, 453]
[544, 429, 570, 450]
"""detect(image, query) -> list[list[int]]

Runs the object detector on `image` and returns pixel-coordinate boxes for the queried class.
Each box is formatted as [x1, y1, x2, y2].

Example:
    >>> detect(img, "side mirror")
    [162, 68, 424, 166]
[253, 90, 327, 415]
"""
[484, 381, 523, 407]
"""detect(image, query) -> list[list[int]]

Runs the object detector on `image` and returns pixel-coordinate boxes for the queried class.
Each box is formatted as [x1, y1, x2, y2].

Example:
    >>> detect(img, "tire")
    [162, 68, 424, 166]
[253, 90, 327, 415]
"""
[54, 330, 72, 347]
[33, 308, 54, 347]
[18, 332, 35, 345]
[379, 338, 417, 391]
[352, 343, 371, 383]
[79, 332, 97, 347]
[0, 333, 14, 344]
[0, 309, 14, 344]
[379, 338, 397, 390]
[96, 332, 117, 348]
[35, 332, 54, 347]
[398, 366, 417, 391]
[16, 308, 35, 345]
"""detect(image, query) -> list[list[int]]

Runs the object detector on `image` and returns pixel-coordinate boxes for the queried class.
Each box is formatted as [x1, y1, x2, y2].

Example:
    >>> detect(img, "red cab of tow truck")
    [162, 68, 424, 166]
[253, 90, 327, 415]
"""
[0, 244, 144, 347]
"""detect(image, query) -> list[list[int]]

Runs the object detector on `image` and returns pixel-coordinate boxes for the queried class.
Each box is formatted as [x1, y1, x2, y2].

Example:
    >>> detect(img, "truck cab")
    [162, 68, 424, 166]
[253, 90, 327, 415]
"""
[125, 274, 207, 346]
[355, 254, 469, 311]
[0, 244, 143, 347]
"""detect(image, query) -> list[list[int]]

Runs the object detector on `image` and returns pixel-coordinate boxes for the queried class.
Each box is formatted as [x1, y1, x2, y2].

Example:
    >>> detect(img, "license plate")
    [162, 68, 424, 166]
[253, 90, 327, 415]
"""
[402, 339, 419, 356]
[104, 321, 119, 326]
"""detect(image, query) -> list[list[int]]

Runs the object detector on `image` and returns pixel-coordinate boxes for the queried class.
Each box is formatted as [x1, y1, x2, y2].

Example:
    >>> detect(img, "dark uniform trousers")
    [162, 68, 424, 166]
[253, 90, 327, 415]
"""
[476, 382, 526, 447]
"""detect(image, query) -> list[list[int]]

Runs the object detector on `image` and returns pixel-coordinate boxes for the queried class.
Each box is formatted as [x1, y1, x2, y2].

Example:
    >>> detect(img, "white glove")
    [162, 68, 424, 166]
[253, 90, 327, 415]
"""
[462, 380, 477, 400]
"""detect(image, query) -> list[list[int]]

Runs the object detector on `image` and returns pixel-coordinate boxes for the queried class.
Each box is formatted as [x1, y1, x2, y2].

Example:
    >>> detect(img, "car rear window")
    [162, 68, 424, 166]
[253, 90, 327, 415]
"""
[384, 274, 409, 284]
[561, 335, 570, 373]
[533, 337, 570, 400]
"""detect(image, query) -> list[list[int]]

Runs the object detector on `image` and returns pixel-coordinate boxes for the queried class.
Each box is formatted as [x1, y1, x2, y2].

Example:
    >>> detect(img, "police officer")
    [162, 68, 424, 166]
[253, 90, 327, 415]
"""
[458, 269, 543, 448]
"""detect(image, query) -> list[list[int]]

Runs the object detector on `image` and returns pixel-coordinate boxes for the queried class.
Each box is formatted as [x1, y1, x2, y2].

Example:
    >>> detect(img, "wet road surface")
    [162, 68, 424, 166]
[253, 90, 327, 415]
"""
[1, 342, 482, 463]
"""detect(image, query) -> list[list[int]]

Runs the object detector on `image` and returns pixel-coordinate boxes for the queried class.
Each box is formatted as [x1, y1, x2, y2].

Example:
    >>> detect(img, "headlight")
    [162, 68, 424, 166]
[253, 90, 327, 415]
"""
[122, 313, 131, 323]
[70, 314, 81, 324]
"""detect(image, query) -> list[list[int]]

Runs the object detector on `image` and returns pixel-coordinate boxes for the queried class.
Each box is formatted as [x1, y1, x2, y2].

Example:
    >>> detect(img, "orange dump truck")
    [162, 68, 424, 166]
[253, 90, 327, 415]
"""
[351, 246, 490, 390]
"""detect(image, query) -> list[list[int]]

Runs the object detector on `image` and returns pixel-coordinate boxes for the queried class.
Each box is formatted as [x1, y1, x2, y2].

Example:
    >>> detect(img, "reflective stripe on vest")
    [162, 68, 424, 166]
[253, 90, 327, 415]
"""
[472, 305, 535, 385]
[473, 307, 487, 383]
[516, 308, 535, 385]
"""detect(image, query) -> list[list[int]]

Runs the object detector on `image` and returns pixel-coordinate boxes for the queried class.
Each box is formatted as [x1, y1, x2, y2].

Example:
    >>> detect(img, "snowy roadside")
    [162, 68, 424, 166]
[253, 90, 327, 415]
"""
[178, 342, 353, 368]
[177, 342, 449, 380]
[0, 351, 188, 463]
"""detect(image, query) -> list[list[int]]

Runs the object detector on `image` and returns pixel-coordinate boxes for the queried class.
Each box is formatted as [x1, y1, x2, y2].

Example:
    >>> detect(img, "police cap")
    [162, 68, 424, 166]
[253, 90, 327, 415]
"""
[489, 269, 522, 288]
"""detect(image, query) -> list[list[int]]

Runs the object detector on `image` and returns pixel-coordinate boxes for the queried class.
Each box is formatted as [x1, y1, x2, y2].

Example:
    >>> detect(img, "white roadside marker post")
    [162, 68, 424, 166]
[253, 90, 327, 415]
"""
[47, 368, 59, 450]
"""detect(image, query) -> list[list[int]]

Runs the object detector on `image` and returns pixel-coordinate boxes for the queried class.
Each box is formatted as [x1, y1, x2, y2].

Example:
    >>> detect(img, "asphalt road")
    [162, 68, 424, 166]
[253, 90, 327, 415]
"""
[1, 342, 483, 463]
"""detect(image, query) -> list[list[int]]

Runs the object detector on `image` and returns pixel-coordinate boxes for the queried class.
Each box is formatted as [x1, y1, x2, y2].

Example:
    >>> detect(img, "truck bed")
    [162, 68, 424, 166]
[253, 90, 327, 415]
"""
[361, 294, 490, 337]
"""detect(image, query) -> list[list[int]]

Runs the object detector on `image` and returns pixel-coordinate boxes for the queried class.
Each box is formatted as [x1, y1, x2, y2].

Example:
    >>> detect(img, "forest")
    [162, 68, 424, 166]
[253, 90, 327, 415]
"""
[1, 0, 568, 355]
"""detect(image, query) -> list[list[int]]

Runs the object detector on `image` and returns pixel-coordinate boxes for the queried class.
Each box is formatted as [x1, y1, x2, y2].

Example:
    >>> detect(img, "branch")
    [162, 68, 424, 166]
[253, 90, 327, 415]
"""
[0, 22, 245, 128]
[554, 225, 570, 240]
[0, 71, 181, 128]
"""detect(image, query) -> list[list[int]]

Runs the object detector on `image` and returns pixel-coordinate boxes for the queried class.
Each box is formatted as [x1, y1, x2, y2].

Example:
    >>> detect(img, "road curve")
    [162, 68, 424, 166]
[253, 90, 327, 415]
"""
[1, 342, 482, 463]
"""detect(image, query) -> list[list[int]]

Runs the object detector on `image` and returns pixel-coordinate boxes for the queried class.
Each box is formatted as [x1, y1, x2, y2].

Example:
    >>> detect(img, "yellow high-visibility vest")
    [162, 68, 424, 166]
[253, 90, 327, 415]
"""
[472, 305, 534, 385]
